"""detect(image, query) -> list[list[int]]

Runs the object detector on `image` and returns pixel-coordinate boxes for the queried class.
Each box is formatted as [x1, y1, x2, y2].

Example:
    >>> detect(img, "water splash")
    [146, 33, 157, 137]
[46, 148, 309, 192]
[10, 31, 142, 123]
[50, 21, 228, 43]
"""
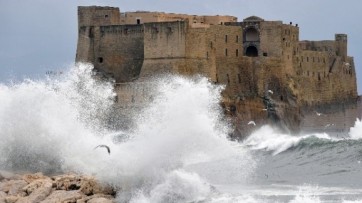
[0, 65, 255, 202]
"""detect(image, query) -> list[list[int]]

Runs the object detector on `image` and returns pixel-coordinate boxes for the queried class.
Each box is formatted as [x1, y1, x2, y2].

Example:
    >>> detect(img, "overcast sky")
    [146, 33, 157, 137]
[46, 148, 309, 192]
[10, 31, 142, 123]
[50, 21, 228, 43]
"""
[1, 0, 361, 93]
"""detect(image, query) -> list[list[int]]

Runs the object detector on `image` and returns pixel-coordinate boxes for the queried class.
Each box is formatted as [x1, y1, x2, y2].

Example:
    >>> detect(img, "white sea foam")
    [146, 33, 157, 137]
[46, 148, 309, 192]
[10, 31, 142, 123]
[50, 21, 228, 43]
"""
[349, 118, 362, 139]
[0, 63, 255, 202]
[243, 125, 337, 155]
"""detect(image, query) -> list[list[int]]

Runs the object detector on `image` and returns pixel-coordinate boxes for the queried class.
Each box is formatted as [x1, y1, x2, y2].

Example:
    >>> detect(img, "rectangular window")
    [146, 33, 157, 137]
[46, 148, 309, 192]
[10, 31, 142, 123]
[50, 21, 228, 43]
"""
[238, 74, 241, 83]
[236, 35, 239, 43]
[225, 48, 228, 56]
[236, 49, 239, 57]
[227, 74, 230, 84]
[225, 35, 228, 43]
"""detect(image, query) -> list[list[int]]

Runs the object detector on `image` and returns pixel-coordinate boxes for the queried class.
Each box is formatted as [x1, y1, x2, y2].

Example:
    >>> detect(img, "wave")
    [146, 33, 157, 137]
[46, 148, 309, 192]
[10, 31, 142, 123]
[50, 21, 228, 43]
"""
[243, 119, 362, 155]
[0, 63, 255, 202]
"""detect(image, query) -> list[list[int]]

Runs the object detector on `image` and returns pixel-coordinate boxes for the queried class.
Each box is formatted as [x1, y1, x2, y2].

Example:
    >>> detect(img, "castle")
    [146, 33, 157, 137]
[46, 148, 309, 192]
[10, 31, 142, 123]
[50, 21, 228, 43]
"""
[76, 6, 360, 137]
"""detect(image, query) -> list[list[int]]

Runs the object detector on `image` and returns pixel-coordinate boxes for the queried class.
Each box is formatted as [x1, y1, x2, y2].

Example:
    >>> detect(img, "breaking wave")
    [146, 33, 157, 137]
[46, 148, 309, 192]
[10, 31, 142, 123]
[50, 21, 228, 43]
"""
[0, 63, 254, 202]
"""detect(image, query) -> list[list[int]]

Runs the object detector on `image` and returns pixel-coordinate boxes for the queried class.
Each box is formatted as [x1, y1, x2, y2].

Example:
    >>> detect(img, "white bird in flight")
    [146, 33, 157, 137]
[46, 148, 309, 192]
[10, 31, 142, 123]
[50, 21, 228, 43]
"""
[248, 121, 256, 126]
[267, 90, 274, 94]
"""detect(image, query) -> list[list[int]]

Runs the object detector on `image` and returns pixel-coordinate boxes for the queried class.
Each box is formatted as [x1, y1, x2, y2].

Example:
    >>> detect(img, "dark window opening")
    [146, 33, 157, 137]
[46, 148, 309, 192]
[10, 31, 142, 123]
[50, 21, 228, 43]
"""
[280, 95, 284, 101]
[236, 35, 239, 43]
[105, 15, 109, 18]
[307, 71, 309, 76]
[225, 48, 228, 56]
[98, 57, 103, 63]
[318, 73, 321, 81]
[167, 27, 172, 33]
[307, 57, 309, 62]
[124, 28, 129, 34]
[227, 74, 230, 84]
[245, 28, 259, 41]
[225, 35, 228, 43]
[206, 52, 209, 59]
[137, 19, 140, 24]
[238, 74, 241, 83]
[236, 49, 239, 57]
[210, 41, 213, 48]
[89, 27, 93, 38]
[245, 46, 258, 57]
[263, 52, 268, 57]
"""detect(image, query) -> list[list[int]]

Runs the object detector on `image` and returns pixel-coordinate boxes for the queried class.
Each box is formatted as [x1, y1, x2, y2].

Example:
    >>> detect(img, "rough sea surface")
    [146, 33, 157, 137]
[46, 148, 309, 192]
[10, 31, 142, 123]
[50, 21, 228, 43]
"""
[1, 63, 362, 203]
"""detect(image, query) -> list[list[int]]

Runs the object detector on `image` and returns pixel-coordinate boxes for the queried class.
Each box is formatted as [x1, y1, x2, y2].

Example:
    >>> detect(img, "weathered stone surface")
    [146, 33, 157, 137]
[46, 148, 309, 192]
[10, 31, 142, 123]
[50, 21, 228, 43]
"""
[0, 191, 6, 203]
[40, 190, 84, 203]
[17, 180, 52, 203]
[88, 197, 114, 203]
[0, 173, 117, 203]
[22, 172, 47, 184]
[0, 179, 27, 195]
[80, 177, 115, 196]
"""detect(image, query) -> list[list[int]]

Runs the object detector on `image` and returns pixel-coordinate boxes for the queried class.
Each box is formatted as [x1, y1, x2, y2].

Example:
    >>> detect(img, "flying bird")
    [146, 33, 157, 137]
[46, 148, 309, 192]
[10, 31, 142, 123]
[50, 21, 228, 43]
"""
[315, 111, 324, 116]
[248, 121, 256, 126]
[94, 145, 111, 154]
[267, 90, 274, 94]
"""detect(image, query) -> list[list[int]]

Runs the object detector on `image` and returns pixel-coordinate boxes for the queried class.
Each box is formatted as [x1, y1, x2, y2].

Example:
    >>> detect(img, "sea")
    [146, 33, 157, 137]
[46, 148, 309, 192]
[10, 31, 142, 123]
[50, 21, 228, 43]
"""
[1, 63, 362, 203]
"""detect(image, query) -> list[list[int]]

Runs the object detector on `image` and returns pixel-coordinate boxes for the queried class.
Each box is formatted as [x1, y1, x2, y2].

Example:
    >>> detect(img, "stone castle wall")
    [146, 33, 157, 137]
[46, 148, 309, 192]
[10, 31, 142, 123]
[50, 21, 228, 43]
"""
[76, 6, 360, 136]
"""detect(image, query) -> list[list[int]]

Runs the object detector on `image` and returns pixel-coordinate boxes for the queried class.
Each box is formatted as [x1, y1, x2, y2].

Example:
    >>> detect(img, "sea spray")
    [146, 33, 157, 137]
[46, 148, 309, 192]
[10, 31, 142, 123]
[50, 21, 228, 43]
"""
[0, 64, 256, 202]
[0, 63, 115, 173]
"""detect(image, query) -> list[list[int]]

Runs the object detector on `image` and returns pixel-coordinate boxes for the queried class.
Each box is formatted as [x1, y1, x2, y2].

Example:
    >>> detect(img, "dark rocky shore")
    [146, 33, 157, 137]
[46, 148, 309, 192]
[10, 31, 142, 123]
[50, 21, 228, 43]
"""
[0, 171, 116, 203]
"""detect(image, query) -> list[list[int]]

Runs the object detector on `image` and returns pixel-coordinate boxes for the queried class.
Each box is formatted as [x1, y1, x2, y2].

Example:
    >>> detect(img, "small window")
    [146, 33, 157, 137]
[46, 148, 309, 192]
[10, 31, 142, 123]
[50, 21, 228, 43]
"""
[307, 57, 309, 62]
[227, 74, 230, 84]
[263, 53, 268, 57]
[206, 52, 209, 59]
[98, 57, 103, 63]
[210, 41, 213, 48]
[137, 19, 140, 24]
[225, 35, 228, 43]
[238, 74, 241, 83]
[167, 27, 172, 33]
[236, 49, 239, 57]
[105, 15, 109, 18]
[236, 35, 239, 43]
[225, 49, 228, 56]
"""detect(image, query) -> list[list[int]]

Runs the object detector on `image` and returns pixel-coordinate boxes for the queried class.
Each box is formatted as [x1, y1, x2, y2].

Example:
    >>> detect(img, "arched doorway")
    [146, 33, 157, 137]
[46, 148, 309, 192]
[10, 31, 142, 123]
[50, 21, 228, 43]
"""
[246, 46, 258, 57]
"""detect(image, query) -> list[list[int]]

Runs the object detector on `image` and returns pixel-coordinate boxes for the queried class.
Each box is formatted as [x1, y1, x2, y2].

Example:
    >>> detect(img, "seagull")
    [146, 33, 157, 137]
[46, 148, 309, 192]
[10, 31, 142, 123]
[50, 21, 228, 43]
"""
[315, 111, 323, 116]
[248, 121, 256, 126]
[94, 145, 111, 154]
[262, 108, 268, 111]
[267, 90, 274, 94]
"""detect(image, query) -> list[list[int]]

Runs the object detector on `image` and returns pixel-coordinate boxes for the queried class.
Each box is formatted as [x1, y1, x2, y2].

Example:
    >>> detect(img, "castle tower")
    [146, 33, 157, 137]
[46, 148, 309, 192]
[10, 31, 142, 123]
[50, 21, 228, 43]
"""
[335, 34, 347, 61]
[78, 6, 121, 27]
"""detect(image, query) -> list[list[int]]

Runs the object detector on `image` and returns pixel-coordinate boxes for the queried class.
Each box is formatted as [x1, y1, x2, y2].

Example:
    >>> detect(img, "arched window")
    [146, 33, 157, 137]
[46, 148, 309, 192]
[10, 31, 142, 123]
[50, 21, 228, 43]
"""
[245, 28, 259, 42]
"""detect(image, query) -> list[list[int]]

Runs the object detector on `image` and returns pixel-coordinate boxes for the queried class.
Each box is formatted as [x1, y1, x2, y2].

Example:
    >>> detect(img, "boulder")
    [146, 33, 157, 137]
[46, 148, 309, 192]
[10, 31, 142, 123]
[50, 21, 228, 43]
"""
[17, 179, 52, 203]
[88, 197, 114, 203]
[40, 190, 84, 203]
[0, 180, 27, 195]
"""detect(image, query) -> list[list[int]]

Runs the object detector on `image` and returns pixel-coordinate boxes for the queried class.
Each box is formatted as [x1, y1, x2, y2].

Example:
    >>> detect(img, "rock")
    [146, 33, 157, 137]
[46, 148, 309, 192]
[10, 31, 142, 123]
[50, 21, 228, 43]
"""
[88, 197, 114, 203]
[76, 194, 114, 203]
[80, 177, 115, 196]
[8, 180, 28, 195]
[4, 196, 18, 203]
[0, 180, 27, 195]
[0, 191, 6, 203]
[40, 190, 84, 203]
[53, 174, 81, 191]
[22, 172, 47, 184]
[17, 180, 52, 203]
